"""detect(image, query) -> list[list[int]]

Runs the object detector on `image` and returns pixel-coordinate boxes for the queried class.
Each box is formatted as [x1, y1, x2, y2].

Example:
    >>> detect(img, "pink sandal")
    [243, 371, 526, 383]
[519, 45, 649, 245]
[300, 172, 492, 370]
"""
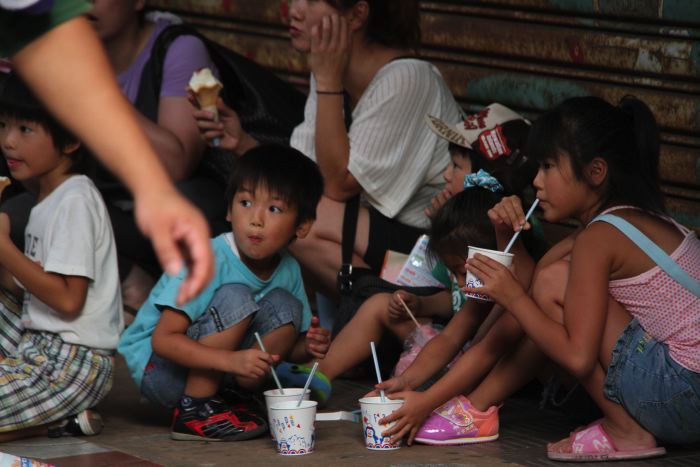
[547, 420, 666, 462]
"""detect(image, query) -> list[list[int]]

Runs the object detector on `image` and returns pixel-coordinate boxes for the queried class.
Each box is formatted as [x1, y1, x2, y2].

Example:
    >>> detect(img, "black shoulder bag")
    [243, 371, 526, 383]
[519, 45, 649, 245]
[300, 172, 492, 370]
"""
[334, 195, 444, 376]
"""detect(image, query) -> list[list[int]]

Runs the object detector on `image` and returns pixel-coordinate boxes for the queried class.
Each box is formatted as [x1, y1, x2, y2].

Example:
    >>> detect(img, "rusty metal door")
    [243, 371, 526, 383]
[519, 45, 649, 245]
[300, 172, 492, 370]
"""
[150, 0, 700, 230]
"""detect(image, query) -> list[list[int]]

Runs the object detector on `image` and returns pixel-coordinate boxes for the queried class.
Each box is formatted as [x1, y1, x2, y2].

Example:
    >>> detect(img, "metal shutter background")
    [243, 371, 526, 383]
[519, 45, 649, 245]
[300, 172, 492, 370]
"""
[149, 0, 700, 232]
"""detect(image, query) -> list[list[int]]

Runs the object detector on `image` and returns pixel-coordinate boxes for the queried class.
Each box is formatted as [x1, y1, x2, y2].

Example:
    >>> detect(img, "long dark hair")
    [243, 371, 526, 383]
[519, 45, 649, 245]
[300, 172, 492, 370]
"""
[325, 0, 421, 50]
[526, 95, 664, 214]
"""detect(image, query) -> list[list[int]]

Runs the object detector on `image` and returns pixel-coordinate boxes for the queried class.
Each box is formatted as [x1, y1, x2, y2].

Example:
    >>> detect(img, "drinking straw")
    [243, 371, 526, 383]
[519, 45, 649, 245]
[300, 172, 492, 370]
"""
[254, 332, 284, 394]
[297, 361, 319, 407]
[503, 198, 540, 254]
[370, 341, 386, 402]
[396, 295, 423, 333]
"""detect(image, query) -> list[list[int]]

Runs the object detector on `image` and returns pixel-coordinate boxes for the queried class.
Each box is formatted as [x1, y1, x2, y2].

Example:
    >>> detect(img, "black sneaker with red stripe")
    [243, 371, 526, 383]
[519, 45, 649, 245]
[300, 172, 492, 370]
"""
[218, 385, 266, 420]
[170, 397, 267, 441]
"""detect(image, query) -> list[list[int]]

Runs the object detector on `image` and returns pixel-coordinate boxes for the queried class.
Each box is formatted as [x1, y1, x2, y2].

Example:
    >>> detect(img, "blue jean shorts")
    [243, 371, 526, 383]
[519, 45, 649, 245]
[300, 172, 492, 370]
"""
[141, 283, 303, 409]
[604, 318, 700, 444]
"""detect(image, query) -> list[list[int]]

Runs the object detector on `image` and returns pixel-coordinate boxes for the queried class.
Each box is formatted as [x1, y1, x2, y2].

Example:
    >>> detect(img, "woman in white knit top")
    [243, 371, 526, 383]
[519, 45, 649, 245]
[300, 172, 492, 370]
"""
[194, 0, 461, 299]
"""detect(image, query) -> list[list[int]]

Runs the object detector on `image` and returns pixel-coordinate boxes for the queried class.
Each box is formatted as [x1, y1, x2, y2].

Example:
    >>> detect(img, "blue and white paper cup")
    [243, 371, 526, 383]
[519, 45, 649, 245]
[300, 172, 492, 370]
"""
[359, 396, 404, 450]
[264, 388, 310, 438]
[465, 246, 514, 301]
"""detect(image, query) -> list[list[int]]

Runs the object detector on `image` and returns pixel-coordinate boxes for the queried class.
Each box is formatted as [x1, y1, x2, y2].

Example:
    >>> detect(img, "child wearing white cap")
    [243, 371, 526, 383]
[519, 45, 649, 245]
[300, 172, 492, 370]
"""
[424, 103, 536, 218]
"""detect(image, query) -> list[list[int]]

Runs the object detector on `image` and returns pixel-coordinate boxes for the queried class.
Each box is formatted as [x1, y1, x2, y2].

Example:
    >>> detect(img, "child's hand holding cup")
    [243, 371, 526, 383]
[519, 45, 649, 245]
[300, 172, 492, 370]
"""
[465, 199, 537, 302]
[463, 246, 514, 301]
[359, 396, 405, 450]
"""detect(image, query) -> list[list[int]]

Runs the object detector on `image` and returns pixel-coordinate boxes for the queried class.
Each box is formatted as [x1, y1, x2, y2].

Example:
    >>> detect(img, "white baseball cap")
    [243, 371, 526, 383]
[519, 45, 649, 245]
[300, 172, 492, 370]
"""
[426, 103, 530, 162]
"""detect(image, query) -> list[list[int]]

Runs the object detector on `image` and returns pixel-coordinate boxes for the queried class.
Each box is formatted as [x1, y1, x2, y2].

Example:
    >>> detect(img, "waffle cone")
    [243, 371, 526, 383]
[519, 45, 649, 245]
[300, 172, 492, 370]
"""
[193, 85, 222, 120]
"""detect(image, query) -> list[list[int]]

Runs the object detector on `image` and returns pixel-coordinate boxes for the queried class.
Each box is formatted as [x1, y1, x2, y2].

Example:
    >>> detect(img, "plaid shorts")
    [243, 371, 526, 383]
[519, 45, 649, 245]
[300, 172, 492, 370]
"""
[0, 289, 115, 432]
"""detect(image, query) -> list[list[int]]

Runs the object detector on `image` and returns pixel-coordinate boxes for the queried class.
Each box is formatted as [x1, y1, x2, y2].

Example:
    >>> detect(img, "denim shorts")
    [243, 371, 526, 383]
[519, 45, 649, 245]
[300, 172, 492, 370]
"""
[604, 318, 700, 444]
[141, 283, 303, 409]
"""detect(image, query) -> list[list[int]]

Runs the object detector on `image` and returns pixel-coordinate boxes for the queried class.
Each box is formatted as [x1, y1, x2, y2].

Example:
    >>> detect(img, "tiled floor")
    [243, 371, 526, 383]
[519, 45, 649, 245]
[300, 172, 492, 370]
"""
[2, 357, 699, 467]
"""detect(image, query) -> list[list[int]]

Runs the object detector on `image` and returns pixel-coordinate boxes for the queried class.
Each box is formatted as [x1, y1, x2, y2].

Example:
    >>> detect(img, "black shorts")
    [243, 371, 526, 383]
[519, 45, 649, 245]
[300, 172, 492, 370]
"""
[363, 206, 425, 273]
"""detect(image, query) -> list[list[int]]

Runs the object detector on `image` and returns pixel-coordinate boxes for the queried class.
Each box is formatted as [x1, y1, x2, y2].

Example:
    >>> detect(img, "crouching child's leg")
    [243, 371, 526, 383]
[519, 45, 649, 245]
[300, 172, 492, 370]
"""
[217, 287, 305, 414]
[141, 283, 269, 442]
[0, 287, 112, 441]
[251, 288, 332, 404]
[235, 287, 302, 389]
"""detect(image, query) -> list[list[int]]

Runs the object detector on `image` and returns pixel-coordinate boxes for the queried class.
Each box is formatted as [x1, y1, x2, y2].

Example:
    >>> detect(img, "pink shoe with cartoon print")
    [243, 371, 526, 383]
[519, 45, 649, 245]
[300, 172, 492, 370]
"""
[414, 395, 499, 445]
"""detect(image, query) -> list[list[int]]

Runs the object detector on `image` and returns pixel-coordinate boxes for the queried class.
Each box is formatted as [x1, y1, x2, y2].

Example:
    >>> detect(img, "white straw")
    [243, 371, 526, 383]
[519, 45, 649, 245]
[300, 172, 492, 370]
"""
[370, 342, 386, 402]
[503, 198, 540, 254]
[254, 332, 284, 394]
[396, 295, 424, 333]
[297, 361, 319, 407]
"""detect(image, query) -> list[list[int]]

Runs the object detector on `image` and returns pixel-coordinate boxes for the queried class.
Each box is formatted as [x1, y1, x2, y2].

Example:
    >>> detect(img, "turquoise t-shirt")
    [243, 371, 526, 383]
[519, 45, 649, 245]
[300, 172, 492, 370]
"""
[118, 233, 312, 387]
[0, 0, 91, 57]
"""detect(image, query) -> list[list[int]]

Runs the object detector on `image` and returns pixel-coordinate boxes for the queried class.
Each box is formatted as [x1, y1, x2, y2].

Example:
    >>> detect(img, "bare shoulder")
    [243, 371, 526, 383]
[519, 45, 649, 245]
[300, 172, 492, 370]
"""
[573, 222, 616, 255]
[578, 210, 684, 278]
[592, 209, 684, 255]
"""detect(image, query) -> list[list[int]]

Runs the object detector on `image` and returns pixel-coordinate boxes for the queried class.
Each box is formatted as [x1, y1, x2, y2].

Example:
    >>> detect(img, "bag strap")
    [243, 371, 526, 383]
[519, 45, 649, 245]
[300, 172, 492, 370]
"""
[134, 24, 190, 122]
[97, 26, 189, 193]
[337, 92, 359, 295]
[591, 214, 700, 297]
[338, 195, 360, 294]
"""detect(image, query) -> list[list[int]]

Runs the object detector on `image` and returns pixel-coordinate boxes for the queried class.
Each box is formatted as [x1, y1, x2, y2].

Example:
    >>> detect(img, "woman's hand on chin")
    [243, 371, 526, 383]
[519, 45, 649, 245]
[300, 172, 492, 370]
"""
[309, 14, 351, 92]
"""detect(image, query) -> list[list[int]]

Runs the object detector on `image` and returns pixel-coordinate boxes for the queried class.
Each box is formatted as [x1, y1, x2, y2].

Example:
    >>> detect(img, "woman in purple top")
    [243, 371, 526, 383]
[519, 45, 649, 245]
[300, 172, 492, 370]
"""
[88, 2, 211, 181]
[87, 1, 227, 318]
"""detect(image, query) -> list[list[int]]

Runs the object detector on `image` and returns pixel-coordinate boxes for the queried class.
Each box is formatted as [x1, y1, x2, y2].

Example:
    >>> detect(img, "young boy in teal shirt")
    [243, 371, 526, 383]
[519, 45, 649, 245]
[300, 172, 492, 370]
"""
[119, 144, 330, 442]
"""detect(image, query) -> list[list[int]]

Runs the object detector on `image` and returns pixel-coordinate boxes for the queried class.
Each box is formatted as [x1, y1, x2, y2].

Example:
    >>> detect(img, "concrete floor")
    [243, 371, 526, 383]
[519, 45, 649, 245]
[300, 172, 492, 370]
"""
[2, 356, 699, 467]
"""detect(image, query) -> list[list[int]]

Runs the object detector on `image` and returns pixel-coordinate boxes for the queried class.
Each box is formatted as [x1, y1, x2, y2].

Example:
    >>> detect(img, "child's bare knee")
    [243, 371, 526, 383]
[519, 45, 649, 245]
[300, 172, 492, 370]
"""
[363, 293, 392, 324]
[258, 323, 297, 356]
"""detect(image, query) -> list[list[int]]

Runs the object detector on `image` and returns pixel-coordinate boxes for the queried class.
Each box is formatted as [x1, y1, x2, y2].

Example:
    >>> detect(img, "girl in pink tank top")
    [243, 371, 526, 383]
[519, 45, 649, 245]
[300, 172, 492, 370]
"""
[464, 96, 700, 462]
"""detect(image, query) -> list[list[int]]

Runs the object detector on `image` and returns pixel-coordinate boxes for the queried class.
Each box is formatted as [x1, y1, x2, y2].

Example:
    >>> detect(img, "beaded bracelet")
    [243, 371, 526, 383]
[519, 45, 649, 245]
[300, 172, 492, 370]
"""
[316, 90, 344, 95]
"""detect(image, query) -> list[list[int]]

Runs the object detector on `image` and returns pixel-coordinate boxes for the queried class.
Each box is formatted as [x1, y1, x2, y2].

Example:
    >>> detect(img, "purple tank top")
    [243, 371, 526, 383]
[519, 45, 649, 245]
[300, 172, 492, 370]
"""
[117, 19, 216, 104]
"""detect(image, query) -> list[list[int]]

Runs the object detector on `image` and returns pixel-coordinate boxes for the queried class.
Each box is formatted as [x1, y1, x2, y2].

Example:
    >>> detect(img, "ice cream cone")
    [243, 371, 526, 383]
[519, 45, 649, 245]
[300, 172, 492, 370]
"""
[188, 68, 223, 121]
[194, 85, 222, 119]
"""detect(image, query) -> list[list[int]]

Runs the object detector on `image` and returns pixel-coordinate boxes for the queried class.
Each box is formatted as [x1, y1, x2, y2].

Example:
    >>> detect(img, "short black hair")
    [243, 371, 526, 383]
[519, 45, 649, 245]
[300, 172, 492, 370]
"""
[0, 72, 89, 174]
[448, 142, 477, 161]
[427, 187, 505, 260]
[225, 144, 324, 225]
